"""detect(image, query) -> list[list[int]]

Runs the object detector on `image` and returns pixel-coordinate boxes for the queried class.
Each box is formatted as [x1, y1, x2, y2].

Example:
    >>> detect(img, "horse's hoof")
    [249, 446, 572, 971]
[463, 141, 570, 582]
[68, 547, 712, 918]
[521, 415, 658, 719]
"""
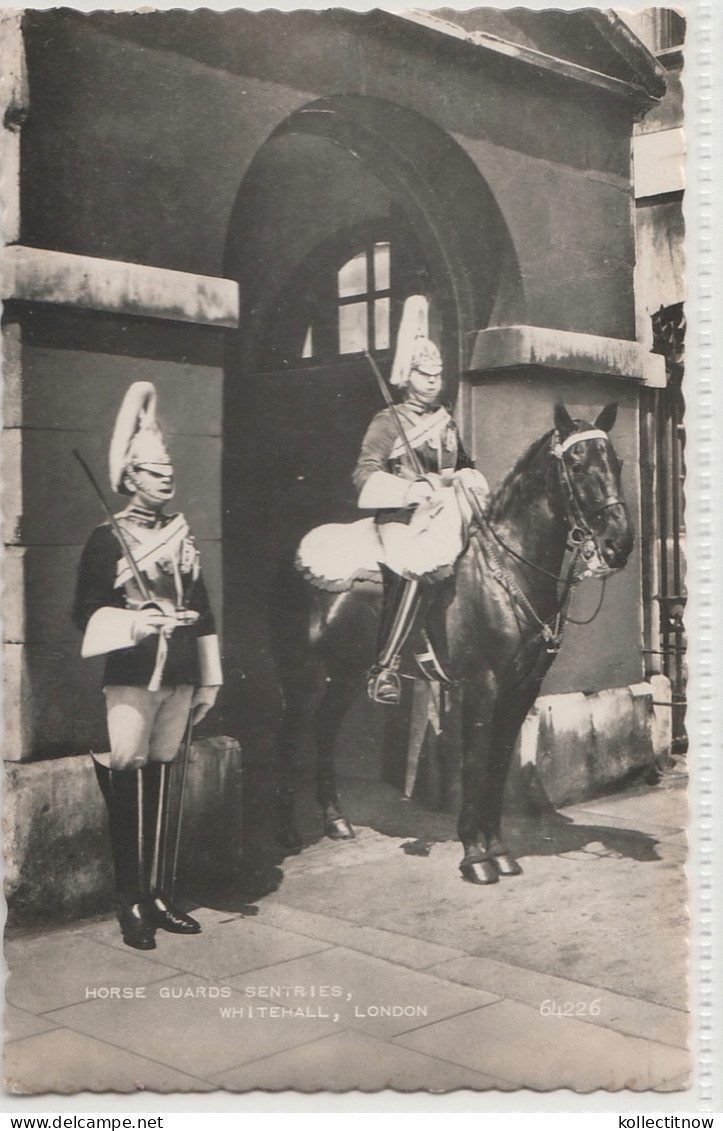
[325, 816, 355, 840]
[460, 859, 499, 885]
[277, 825, 303, 855]
[492, 853, 523, 877]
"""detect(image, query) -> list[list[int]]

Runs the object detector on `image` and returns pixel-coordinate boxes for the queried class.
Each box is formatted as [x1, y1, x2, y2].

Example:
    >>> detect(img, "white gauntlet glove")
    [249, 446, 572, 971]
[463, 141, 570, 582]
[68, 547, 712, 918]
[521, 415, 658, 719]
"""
[81, 606, 173, 658]
[454, 467, 490, 498]
[405, 476, 443, 508]
[191, 685, 220, 725]
[131, 608, 175, 643]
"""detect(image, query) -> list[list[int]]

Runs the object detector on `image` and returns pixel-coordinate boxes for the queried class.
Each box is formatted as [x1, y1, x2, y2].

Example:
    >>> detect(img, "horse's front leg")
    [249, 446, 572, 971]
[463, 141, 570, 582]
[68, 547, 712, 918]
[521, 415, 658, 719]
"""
[457, 676, 500, 885]
[480, 682, 542, 878]
[315, 676, 358, 840]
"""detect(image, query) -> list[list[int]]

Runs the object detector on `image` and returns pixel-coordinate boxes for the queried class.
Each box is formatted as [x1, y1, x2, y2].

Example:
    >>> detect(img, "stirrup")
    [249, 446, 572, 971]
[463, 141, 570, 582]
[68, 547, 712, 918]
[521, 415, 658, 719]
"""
[367, 664, 402, 706]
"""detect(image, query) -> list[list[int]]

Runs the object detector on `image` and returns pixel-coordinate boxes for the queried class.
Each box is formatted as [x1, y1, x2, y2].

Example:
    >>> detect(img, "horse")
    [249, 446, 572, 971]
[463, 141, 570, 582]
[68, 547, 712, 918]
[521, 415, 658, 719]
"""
[270, 403, 634, 884]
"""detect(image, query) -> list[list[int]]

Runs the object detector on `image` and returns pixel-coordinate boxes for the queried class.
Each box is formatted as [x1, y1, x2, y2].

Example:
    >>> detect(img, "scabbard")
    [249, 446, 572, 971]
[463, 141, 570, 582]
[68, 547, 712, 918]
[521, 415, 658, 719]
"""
[147, 632, 168, 693]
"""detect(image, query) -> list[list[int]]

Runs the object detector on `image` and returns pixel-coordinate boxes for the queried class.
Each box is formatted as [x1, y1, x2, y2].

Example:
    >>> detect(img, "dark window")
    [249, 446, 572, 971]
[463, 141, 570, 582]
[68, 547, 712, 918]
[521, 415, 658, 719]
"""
[335, 241, 391, 356]
[259, 216, 432, 372]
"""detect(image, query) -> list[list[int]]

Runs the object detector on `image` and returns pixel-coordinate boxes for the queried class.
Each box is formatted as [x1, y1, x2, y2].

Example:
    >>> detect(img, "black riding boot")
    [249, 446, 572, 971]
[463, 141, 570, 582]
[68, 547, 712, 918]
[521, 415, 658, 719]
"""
[93, 759, 156, 951]
[143, 762, 201, 935]
[367, 568, 421, 706]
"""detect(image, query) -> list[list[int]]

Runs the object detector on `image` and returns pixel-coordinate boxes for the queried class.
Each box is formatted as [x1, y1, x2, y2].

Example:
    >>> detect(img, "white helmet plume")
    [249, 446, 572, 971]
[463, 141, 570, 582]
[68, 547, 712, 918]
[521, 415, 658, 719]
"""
[390, 295, 442, 388]
[108, 382, 171, 494]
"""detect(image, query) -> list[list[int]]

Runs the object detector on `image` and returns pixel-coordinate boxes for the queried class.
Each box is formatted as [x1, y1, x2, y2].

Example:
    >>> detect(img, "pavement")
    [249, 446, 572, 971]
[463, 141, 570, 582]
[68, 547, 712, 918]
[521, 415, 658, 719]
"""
[3, 765, 690, 1096]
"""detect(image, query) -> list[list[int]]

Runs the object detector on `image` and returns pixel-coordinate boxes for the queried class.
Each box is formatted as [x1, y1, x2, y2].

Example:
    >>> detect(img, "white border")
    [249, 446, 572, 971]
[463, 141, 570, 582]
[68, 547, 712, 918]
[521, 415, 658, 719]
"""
[1, 0, 717, 1119]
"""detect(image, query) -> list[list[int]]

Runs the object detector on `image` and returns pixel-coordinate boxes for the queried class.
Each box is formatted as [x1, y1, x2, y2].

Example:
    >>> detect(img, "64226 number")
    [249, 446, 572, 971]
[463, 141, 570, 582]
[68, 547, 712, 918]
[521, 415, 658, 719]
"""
[539, 999, 601, 1017]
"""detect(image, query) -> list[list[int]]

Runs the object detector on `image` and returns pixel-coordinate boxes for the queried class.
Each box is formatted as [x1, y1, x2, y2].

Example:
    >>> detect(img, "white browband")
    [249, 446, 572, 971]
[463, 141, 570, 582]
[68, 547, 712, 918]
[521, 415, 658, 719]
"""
[558, 429, 608, 454]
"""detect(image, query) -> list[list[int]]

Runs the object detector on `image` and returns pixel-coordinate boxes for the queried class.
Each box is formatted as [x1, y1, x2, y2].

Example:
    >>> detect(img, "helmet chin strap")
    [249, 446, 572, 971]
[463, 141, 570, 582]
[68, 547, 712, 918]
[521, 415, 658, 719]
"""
[124, 467, 175, 506]
[406, 391, 439, 409]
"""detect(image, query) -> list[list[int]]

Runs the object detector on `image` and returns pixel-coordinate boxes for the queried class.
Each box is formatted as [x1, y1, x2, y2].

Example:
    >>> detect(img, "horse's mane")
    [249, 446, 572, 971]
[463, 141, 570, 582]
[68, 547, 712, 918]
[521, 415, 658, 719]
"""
[485, 428, 556, 523]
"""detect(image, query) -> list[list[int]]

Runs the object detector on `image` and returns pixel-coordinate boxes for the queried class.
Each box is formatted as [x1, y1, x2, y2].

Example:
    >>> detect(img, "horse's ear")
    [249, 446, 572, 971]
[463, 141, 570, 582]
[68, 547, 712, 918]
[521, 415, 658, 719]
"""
[554, 403, 576, 438]
[595, 403, 618, 433]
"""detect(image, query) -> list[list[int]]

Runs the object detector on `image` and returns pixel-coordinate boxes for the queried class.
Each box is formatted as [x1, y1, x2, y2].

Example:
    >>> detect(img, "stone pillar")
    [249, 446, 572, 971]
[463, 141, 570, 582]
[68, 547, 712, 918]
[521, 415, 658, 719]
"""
[1, 16, 29, 759]
[0, 12, 27, 248]
[2, 323, 31, 760]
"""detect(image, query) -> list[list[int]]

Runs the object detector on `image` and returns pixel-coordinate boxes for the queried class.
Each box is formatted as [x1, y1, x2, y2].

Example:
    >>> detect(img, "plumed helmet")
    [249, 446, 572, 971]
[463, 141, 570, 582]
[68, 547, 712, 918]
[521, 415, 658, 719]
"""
[410, 337, 443, 377]
[108, 382, 172, 494]
[390, 295, 442, 387]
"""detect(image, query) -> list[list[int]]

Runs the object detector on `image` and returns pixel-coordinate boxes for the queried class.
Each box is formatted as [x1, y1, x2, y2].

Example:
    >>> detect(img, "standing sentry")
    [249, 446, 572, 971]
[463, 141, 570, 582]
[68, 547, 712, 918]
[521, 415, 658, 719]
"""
[73, 382, 223, 950]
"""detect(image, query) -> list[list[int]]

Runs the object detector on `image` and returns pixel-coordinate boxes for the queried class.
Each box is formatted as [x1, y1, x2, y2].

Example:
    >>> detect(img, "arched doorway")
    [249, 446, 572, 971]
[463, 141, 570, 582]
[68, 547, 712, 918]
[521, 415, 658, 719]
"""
[221, 95, 519, 757]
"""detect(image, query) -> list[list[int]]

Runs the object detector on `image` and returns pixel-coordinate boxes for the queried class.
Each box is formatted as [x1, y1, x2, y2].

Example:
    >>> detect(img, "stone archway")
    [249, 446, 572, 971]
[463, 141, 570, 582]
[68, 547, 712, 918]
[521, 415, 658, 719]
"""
[225, 93, 524, 391]
[221, 94, 522, 752]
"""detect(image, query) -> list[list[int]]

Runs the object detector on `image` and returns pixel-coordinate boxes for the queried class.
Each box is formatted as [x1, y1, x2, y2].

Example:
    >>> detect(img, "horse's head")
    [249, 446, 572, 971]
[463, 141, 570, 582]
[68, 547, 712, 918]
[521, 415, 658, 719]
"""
[552, 403, 634, 573]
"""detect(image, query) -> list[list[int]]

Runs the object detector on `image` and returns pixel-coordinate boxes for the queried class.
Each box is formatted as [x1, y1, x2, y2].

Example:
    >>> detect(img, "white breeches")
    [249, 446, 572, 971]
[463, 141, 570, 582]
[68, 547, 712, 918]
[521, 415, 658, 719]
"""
[103, 685, 194, 771]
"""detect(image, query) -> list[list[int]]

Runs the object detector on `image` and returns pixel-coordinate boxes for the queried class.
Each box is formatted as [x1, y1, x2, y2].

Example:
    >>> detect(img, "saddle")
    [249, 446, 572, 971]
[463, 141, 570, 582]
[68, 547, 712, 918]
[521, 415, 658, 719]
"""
[295, 520, 453, 684]
[296, 471, 485, 592]
[295, 518, 385, 593]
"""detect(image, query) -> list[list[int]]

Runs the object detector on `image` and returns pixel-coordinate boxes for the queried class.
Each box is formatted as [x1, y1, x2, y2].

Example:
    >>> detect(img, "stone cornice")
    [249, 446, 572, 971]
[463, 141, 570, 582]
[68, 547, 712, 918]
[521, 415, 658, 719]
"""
[1, 245, 239, 329]
[467, 325, 667, 388]
[397, 10, 664, 111]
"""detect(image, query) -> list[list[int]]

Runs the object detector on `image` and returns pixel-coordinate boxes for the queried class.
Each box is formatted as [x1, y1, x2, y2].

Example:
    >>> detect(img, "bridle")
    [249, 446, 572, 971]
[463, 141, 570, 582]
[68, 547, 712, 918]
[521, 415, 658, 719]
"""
[551, 428, 625, 568]
[459, 427, 625, 654]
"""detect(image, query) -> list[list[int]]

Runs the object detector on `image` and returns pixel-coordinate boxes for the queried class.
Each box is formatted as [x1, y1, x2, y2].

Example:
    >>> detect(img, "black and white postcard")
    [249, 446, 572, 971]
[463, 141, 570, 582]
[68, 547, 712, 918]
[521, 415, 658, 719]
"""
[1, 0, 703, 1107]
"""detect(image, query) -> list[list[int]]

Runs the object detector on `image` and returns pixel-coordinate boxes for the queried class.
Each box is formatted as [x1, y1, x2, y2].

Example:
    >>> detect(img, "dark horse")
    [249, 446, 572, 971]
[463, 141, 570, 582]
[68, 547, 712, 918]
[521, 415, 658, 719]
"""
[271, 404, 634, 883]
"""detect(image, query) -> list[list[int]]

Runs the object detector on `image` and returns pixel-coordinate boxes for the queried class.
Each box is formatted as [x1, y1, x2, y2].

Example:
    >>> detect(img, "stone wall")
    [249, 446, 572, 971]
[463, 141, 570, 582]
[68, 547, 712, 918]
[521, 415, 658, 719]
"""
[5, 738, 242, 928]
[3, 313, 225, 761]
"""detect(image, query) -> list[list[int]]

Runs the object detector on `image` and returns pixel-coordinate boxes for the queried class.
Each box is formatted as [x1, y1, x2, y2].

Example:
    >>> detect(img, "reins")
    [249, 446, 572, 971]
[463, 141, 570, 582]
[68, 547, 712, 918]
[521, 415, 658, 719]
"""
[458, 427, 618, 654]
[471, 519, 579, 653]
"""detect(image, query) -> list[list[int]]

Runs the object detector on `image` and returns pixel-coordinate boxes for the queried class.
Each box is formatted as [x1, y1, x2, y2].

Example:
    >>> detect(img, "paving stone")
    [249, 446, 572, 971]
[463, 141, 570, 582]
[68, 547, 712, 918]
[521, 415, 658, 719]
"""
[266, 839, 488, 931]
[3, 776, 691, 1095]
[82, 912, 330, 980]
[3, 1027, 214, 1094]
[211, 1027, 506, 1092]
[272, 837, 688, 1011]
[4, 1006, 58, 1043]
[224, 946, 499, 1039]
[659, 830, 688, 847]
[570, 783, 687, 831]
[560, 807, 683, 841]
[655, 1071, 693, 1093]
[396, 999, 691, 1092]
[320, 777, 459, 846]
[259, 902, 466, 970]
[427, 955, 689, 1048]
[5, 931, 179, 1014]
[282, 823, 407, 864]
[277, 826, 413, 877]
[44, 973, 339, 1078]
[434, 856, 688, 1012]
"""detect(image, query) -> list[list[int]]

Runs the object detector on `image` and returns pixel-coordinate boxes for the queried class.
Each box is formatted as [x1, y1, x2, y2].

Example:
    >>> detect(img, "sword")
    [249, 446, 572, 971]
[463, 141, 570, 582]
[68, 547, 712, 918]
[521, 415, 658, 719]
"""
[73, 448, 188, 691]
[73, 448, 153, 604]
[169, 712, 195, 903]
